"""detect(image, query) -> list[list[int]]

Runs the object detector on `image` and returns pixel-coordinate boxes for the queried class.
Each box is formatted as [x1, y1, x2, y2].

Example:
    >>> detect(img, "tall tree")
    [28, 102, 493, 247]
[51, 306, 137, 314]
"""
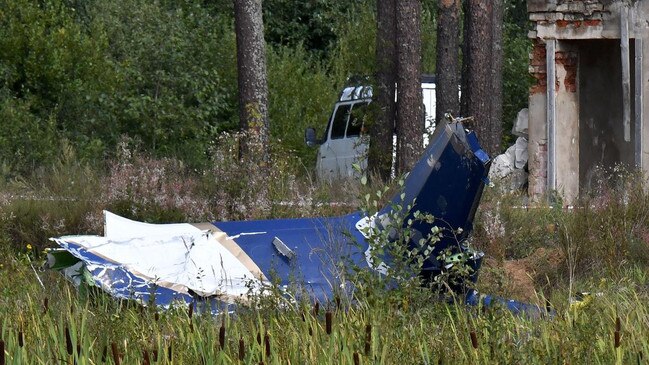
[489, 0, 504, 153]
[395, 0, 424, 174]
[234, 0, 270, 165]
[369, 0, 397, 181]
[461, 0, 503, 156]
[435, 0, 461, 121]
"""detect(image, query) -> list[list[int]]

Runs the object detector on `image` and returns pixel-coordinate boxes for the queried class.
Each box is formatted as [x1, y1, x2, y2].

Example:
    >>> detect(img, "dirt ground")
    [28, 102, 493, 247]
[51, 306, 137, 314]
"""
[480, 247, 565, 302]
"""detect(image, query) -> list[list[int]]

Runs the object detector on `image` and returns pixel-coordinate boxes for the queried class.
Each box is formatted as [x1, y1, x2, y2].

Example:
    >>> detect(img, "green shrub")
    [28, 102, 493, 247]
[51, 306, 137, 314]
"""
[267, 46, 338, 169]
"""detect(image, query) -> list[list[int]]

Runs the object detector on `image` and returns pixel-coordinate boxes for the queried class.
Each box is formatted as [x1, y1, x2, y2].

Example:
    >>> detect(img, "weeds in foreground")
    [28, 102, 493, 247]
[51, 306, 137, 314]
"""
[1, 247, 649, 364]
[3, 141, 649, 363]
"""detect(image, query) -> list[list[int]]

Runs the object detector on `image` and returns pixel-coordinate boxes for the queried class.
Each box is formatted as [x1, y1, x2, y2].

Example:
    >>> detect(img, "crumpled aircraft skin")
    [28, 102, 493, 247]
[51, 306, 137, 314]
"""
[50, 120, 542, 315]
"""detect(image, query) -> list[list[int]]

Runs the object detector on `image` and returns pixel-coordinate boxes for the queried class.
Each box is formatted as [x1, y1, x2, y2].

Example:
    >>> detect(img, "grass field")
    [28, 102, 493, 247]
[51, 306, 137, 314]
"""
[2, 152, 649, 364]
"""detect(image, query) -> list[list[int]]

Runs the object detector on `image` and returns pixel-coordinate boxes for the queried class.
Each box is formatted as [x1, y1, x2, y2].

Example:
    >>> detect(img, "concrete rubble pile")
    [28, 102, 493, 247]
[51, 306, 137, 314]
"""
[489, 108, 529, 192]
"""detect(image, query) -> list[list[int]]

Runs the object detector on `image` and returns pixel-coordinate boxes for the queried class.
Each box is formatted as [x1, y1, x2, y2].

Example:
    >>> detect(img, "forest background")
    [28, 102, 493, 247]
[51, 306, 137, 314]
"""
[0, 0, 531, 178]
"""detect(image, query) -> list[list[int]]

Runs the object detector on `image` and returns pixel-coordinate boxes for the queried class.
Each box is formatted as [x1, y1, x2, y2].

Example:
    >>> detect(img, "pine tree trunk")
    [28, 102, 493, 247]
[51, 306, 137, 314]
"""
[435, 0, 460, 121]
[369, 0, 397, 181]
[489, 0, 504, 154]
[463, 0, 497, 155]
[396, 0, 423, 174]
[234, 0, 269, 165]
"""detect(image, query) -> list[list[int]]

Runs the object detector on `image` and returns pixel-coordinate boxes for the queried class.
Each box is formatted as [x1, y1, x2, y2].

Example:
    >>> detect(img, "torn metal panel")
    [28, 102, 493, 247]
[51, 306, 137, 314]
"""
[49, 121, 541, 315]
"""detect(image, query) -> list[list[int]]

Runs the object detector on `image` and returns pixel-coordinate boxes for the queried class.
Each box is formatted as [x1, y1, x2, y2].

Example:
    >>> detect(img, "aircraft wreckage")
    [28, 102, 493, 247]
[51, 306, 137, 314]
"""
[48, 120, 542, 315]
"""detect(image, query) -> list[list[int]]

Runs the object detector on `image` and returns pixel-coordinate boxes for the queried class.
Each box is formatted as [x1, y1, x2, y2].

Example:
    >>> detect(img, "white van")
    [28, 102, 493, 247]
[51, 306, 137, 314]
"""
[305, 75, 437, 181]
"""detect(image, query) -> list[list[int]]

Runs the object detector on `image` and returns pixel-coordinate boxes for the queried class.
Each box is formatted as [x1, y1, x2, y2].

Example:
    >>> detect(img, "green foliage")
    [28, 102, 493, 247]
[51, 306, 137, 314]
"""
[263, 0, 353, 57]
[0, 0, 532, 176]
[356, 177, 433, 287]
[0, 0, 238, 174]
[352, 172, 478, 306]
[473, 170, 649, 298]
[327, 4, 377, 83]
[328, 4, 437, 80]
[421, 6, 438, 74]
[86, 0, 236, 164]
[0, 97, 59, 176]
[502, 19, 533, 147]
[267, 46, 337, 169]
[0, 0, 110, 172]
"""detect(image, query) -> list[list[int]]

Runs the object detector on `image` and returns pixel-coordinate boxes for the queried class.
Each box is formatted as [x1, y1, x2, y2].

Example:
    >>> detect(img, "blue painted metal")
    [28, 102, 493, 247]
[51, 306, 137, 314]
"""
[377, 122, 490, 282]
[212, 214, 369, 303]
[50, 120, 545, 316]
[465, 290, 550, 317]
[56, 239, 194, 305]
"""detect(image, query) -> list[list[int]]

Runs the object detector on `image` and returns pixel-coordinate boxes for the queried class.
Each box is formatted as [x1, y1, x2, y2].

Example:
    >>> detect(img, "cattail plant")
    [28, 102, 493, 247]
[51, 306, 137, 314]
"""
[17, 330, 23, 348]
[353, 352, 360, 365]
[470, 331, 479, 349]
[364, 324, 372, 355]
[143, 349, 150, 365]
[239, 337, 245, 361]
[111, 342, 120, 365]
[188, 302, 194, 332]
[65, 327, 73, 355]
[325, 311, 332, 335]
[43, 297, 49, 314]
[219, 322, 226, 350]
[264, 332, 270, 358]
[615, 317, 621, 348]
[313, 302, 320, 317]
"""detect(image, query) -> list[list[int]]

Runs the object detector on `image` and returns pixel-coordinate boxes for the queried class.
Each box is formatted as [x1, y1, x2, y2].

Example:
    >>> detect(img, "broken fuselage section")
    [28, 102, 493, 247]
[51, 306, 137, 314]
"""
[50, 120, 500, 312]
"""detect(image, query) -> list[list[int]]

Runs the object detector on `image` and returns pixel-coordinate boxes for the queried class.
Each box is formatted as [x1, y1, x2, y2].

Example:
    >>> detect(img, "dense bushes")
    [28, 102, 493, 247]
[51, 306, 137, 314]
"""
[0, 0, 333, 176]
[0, 0, 532, 178]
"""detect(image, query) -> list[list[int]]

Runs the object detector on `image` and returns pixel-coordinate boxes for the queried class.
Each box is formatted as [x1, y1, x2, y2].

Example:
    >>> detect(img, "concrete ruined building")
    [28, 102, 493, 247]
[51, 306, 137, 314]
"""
[527, 0, 649, 202]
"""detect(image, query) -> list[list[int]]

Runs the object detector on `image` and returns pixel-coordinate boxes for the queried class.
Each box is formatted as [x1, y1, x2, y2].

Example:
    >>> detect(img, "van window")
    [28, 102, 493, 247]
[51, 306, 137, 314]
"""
[347, 102, 369, 137]
[331, 104, 351, 139]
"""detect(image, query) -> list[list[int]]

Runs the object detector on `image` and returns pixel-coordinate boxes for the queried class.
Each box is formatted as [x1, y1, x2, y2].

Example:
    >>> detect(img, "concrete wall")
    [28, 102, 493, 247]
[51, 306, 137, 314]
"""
[528, 40, 548, 199]
[638, 2, 649, 179]
[527, 0, 649, 202]
[554, 41, 579, 201]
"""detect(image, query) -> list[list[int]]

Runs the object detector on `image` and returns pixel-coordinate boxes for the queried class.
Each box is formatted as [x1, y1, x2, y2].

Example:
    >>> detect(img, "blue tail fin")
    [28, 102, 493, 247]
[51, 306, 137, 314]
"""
[380, 120, 491, 281]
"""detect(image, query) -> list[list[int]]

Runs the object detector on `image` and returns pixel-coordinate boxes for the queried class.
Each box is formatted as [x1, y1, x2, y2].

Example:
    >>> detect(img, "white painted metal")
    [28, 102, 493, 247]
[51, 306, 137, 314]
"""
[54, 211, 263, 298]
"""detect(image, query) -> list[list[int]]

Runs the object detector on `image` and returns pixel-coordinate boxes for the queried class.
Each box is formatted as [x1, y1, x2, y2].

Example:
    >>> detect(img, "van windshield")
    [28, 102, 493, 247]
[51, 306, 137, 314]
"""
[346, 102, 370, 137]
[331, 104, 351, 139]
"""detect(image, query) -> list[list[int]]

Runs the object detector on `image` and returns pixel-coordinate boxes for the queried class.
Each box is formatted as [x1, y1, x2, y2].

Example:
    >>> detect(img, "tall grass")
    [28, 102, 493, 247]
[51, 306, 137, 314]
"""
[1, 247, 649, 364]
[2, 149, 649, 363]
